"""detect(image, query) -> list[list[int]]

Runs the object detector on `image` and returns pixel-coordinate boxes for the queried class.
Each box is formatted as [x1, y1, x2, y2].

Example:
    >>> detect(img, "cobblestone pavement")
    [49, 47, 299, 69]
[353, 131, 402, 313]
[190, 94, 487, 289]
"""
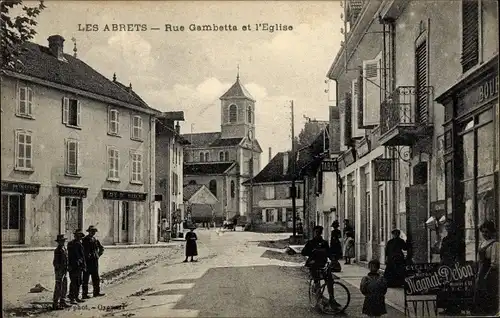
[3, 230, 405, 317]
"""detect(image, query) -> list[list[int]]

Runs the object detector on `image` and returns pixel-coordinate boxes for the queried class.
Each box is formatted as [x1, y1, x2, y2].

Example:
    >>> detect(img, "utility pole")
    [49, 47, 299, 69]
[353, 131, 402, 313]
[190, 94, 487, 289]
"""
[248, 130, 254, 230]
[291, 100, 297, 239]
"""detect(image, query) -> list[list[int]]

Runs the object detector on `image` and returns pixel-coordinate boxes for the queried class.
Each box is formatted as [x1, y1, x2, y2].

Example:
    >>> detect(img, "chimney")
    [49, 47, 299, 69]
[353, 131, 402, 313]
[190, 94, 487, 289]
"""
[175, 122, 180, 134]
[283, 152, 289, 175]
[268, 147, 272, 162]
[48, 35, 65, 60]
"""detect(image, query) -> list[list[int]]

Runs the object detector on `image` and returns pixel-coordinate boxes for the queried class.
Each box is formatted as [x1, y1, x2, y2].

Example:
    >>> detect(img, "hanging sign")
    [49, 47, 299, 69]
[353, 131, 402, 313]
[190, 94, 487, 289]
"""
[321, 159, 338, 172]
[373, 158, 396, 181]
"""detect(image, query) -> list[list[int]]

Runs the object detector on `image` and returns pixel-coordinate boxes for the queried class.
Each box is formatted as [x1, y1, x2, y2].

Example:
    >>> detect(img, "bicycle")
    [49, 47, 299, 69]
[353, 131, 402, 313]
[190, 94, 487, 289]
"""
[307, 261, 351, 314]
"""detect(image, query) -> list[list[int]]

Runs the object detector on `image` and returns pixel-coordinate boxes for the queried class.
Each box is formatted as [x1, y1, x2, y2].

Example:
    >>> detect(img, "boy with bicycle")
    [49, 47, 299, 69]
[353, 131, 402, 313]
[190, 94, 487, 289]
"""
[301, 225, 340, 309]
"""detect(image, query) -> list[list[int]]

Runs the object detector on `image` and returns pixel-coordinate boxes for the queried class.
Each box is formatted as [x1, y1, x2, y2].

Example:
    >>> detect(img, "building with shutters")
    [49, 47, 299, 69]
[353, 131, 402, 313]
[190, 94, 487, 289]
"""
[242, 151, 305, 232]
[181, 74, 262, 223]
[155, 111, 190, 239]
[1, 35, 161, 247]
[326, 0, 498, 265]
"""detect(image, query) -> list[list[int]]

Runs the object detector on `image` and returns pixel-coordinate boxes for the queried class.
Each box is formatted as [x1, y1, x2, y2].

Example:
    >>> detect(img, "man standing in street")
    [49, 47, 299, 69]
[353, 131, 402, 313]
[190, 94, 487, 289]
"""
[52, 234, 71, 310]
[67, 229, 86, 304]
[82, 225, 105, 298]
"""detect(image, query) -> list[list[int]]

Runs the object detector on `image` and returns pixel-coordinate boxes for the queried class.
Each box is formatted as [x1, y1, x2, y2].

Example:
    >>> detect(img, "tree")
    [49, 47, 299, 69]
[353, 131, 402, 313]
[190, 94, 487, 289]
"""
[293, 120, 328, 151]
[1, 0, 46, 69]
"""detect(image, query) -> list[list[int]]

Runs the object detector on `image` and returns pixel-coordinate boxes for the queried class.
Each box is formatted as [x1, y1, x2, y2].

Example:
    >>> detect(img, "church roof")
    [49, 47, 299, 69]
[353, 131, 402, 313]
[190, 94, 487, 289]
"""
[183, 184, 204, 201]
[181, 132, 221, 148]
[210, 137, 243, 147]
[184, 162, 235, 175]
[220, 77, 255, 102]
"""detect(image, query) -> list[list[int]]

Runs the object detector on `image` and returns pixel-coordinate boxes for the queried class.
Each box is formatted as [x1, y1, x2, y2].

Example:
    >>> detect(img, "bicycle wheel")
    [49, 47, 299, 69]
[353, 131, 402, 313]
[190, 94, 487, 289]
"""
[308, 279, 319, 309]
[318, 281, 351, 314]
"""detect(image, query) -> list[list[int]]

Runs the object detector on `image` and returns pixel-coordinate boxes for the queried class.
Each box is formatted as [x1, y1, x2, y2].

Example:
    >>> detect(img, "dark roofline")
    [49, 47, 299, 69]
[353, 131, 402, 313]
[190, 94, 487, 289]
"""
[160, 111, 185, 121]
[2, 69, 161, 116]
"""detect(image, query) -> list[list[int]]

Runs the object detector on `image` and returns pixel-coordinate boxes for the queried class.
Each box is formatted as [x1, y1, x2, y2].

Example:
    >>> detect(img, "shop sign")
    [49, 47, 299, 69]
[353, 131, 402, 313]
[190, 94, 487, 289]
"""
[1, 180, 40, 194]
[478, 75, 498, 103]
[321, 159, 338, 172]
[102, 189, 147, 201]
[58, 185, 87, 198]
[404, 261, 475, 297]
[356, 139, 371, 159]
[373, 158, 396, 181]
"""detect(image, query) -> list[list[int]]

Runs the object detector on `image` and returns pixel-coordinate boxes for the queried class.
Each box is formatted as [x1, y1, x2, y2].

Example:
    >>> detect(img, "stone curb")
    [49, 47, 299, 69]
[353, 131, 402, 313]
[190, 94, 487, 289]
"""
[2, 242, 182, 255]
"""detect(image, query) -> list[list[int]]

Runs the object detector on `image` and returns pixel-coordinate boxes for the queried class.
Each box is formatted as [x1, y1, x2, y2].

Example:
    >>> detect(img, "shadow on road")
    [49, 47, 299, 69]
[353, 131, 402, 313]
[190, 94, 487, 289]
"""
[250, 239, 290, 249]
[260, 249, 306, 263]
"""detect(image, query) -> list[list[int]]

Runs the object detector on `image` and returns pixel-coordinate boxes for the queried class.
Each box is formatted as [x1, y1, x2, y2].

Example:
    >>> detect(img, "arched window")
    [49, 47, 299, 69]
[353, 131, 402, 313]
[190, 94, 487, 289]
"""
[205, 152, 210, 162]
[219, 151, 224, 161]
[209, 180, 217, 197]
[199, 152, 204, 162]
[229, 104, 237, 123]
[230, 180, 235, 198]
[247, 105, 252, 123]
[224, 151, 229, 161]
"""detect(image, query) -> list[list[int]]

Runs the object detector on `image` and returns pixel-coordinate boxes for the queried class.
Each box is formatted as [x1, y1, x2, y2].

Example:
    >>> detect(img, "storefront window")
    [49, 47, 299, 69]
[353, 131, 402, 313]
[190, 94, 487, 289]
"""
[460, 108, 496, 262]
[445, 161, 453, 218]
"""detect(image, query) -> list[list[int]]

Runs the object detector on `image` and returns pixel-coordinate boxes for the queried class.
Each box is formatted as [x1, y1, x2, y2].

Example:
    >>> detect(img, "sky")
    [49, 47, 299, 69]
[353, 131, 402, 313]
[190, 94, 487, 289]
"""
[30, 0, 343, 167]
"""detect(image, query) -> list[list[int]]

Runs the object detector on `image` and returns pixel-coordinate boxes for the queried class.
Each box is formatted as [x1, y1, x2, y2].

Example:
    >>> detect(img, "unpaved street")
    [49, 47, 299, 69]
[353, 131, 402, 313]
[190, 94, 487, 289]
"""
[10, 230, 405, 317]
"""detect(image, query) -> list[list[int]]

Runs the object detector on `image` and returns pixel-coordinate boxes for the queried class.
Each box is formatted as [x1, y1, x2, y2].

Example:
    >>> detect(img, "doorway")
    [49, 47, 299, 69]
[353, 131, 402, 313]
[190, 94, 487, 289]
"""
[120, 201, 130, 243]
[2, 193, 25, 244]
[65, 197, 83, 239]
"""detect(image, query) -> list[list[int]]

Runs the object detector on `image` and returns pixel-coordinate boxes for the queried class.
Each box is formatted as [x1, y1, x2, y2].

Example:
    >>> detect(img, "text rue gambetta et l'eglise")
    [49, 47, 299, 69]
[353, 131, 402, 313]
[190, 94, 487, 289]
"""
[78, 23, 293, 33]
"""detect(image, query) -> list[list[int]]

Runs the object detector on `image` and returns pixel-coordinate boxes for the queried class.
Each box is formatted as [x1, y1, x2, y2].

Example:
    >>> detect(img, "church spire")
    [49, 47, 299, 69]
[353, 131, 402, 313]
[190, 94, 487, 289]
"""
[236, 64, 240, 81]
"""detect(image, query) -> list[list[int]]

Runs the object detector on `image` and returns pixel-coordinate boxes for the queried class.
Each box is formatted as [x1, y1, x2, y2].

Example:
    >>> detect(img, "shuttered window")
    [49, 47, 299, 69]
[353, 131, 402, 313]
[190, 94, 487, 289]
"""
[461, 0, 479, 73]
[343, 92, 352, 147]
[415, 40, 428, 124]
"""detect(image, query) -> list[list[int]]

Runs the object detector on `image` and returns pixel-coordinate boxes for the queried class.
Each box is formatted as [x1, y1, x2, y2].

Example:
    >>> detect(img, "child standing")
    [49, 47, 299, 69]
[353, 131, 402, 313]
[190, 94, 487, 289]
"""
[360, 259, 388, 317]
[343, 231, 355, 264]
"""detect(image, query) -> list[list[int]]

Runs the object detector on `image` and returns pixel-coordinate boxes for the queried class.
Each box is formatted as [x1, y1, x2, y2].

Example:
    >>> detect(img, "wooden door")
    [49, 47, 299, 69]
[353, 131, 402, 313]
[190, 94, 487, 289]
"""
[405, 185, 429, 263]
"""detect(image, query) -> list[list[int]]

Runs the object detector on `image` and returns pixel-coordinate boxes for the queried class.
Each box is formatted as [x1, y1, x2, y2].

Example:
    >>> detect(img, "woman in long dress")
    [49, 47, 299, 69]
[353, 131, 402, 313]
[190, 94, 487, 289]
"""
[473, 220, 499, 316]
[183, 227, 198, 263]
[384, 229, 407, 287]
[330, 221, 343, 260]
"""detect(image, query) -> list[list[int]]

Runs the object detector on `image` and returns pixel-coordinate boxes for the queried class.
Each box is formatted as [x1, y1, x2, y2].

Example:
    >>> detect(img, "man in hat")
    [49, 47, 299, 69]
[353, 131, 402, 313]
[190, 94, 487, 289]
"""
[52, 234, 71, 310]
[67, 229, 86, 304]
[82, 225, 105, 298]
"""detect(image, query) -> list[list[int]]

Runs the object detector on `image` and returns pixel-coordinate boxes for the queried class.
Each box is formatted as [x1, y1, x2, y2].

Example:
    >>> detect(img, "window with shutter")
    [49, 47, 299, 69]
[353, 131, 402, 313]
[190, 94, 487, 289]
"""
[229, 104, 237, 123]
[66, 140, 79, 175]
[130, 151, 143, 184]
[461, 0, 479, 73]
[200, 152, 204, 162]
[62, 98, 80, 127]
[415, 40, 429, 124]
[107, 147, 119, 181]
[351, 78, 365, 139]
[15, 130, 33, 171]
[219, 151, 224, 161]
[224, 151, 229, 161]
[343, 92, 353, 147]
[362, 53, 382, 127]
[17, 86, 33, 117]
[108, 109, 119, 135]
[131, 116, 143, 140]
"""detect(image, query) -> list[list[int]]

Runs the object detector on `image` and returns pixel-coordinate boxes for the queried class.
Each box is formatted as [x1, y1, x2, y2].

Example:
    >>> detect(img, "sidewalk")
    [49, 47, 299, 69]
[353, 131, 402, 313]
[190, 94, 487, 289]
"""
[335, 262, 405, 314]
[2, 242, 183, 312]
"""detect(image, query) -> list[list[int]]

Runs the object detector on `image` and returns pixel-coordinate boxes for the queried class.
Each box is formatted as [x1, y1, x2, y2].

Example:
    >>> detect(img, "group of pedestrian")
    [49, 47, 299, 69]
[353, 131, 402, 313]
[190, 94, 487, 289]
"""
[329, 219, 355, 265]
[52, 225, 104, 310]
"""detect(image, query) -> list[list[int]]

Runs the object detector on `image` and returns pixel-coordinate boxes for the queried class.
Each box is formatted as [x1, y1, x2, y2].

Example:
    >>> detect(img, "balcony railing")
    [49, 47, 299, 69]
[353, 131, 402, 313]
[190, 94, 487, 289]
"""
[380, 86, 434, 137]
